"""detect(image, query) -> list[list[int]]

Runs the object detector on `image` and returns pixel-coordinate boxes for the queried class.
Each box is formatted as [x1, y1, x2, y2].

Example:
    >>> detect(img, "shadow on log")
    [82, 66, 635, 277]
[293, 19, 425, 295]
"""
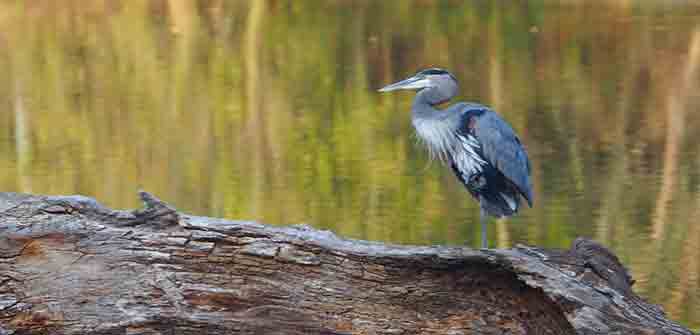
[0, 192, 693, 335]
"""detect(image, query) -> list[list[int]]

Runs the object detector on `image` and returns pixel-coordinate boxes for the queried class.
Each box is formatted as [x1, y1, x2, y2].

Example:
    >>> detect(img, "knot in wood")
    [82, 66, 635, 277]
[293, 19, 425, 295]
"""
[571, 238, 634, 293]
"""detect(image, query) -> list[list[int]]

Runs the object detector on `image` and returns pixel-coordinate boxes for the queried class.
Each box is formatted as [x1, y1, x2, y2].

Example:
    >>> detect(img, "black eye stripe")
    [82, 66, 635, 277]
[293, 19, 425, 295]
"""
[418, 68, 457, 82]
[420, 68, 447, 75]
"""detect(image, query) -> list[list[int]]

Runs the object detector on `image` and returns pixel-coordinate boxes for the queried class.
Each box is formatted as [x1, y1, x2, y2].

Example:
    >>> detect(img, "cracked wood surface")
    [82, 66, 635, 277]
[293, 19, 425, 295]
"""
[0, 192, 693, 335]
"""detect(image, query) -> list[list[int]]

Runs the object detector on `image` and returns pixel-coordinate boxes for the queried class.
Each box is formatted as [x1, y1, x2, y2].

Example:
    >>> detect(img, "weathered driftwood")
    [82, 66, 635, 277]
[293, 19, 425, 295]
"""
[0, 192, 693, 335]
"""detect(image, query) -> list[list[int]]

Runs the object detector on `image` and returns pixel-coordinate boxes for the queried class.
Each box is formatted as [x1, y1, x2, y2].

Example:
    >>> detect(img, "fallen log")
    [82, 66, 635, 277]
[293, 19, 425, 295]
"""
[0, 192, 693, 335]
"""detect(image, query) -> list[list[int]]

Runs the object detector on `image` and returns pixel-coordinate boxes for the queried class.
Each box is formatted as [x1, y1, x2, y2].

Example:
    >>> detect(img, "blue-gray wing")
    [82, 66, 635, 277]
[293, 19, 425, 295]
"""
[472, 110, 533, 207]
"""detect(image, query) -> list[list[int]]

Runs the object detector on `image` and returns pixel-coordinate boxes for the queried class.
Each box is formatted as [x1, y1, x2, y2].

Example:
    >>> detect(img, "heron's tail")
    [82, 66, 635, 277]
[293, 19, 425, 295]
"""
[479, 187, 521, 218]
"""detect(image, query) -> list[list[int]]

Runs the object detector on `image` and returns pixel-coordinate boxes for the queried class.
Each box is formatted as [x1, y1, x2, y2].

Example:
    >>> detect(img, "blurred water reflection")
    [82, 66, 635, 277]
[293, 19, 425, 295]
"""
[1, 0, 700, 329]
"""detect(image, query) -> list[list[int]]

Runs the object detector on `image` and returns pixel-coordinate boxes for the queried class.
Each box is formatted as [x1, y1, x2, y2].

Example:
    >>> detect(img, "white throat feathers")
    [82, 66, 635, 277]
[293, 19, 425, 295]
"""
[411, 115, 458, 162]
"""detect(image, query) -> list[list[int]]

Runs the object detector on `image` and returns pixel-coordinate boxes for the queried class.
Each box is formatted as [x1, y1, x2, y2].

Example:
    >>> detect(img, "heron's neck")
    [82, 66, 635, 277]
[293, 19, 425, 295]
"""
[411, 90, 456, 161]
[416, 88, 447, 106]
[413, 94, 433, 118]
[412, 90, 443, 118]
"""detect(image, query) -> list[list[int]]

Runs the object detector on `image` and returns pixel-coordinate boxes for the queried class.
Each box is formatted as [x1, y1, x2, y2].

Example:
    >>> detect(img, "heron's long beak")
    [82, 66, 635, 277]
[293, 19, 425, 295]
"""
[378, 75, 433, 92]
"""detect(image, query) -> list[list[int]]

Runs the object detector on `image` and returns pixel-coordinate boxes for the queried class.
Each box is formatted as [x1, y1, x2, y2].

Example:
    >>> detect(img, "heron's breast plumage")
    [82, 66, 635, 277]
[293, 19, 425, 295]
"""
[411, 107, 490, 177]
[411, 116, 460, 162]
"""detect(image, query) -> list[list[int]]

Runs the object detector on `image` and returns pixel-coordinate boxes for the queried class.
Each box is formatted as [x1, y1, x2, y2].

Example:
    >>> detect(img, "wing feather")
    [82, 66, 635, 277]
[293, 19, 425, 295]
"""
[471, 110, 533, 207]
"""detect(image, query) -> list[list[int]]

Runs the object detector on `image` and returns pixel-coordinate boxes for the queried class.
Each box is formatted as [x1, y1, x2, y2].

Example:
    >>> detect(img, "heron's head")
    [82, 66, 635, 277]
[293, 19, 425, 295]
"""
[378, 68, 458, 105]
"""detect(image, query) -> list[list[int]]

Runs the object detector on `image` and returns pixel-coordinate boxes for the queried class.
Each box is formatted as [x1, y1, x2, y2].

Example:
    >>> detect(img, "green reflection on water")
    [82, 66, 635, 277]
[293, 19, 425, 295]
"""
[2, 0, 700, 330]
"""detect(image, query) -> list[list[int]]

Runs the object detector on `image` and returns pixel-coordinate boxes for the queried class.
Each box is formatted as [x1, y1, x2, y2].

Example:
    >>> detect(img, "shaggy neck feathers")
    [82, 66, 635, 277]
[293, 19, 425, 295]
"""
[411, 90, 459, 162]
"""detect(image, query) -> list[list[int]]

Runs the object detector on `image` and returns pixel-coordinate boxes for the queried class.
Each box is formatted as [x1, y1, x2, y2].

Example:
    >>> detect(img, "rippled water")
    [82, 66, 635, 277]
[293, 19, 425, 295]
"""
[1, 1, 700, 329]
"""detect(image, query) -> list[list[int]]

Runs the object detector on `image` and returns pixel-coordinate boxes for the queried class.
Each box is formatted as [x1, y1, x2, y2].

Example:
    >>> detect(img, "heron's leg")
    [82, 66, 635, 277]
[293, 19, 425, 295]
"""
[480, 206, 488, 249]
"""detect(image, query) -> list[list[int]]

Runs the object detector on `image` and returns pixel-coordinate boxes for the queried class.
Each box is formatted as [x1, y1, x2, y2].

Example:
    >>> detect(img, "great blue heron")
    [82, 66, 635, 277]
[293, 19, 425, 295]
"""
[379, 68, 533, 248]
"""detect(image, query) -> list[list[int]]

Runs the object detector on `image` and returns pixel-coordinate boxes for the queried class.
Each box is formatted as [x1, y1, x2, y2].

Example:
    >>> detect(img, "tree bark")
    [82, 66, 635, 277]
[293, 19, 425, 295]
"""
[0, 192, 693, 335]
